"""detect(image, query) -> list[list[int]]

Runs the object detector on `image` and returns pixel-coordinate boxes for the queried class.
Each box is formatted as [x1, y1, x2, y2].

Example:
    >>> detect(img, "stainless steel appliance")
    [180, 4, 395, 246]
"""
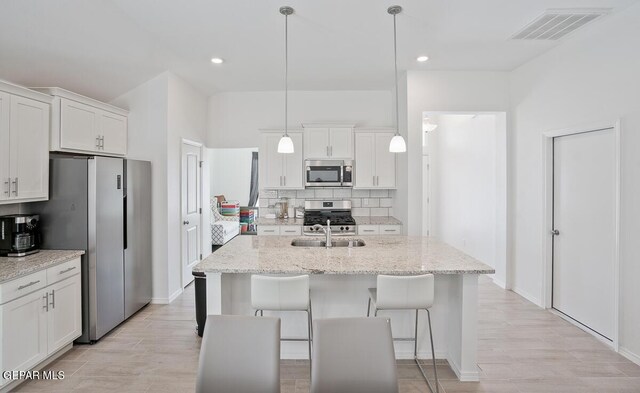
[303, 200, 356, 235]
[0, 214, 40, 257]
[305, 160, 353, 188]
[31, 155, 152, 343]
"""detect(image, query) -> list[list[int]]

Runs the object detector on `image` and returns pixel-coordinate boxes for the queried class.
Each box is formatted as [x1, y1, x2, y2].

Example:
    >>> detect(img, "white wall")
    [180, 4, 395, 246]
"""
[509, 2, 640, 361]
[209, 148, 257, 206]
[112, 72, 170, 302]
[207, 90, 392, 148]
[427, 114, 498, 270]
[112, 71, 208, 303]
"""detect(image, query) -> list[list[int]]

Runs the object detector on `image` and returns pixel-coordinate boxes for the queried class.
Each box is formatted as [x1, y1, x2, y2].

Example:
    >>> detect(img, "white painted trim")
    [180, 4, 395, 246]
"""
[512, 286, 543, 308]
[302, 123, 356, 128]
[549, 308, 614, 349]
[541, 119, 621, 349]
[0, 80, 53, 103]
[446, 356, 480, 382]
[492, 277, 507, 289]
[619, 347, 640, 367]
[31, 86, 127, 115]
[150, 288, 183, 305]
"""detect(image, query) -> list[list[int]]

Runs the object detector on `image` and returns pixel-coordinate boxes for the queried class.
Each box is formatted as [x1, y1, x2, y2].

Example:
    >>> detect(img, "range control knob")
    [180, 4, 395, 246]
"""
[345, 226, 349, 231]
[340, 227, 344, 230]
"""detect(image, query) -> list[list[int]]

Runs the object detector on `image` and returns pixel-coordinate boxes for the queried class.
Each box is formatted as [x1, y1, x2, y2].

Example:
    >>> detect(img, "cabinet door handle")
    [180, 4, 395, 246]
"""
[50, 289, 55, 309]
[60, 266, 77, 274]
[96, 136, 101, 148]
[11, 177, 18, 196]
[284, 176, 286, 186]
[363, 229, 375, 233]
[101, 135, 105, 149]
[326, 146, 330, 156]
[3, 177, 9, 196]
[18, 280, 40, 290]
[43, 292, 49, 312]
[330, 146, 333, 156]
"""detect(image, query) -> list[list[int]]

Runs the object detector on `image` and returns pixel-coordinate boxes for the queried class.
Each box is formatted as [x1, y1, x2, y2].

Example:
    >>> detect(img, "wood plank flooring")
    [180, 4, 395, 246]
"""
[14, 276, 640, 392]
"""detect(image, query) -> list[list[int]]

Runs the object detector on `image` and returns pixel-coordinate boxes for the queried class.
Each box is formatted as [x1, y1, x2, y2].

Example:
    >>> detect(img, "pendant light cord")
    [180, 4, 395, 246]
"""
[393, 13, 400, 137]
[284, 13, 289, 138]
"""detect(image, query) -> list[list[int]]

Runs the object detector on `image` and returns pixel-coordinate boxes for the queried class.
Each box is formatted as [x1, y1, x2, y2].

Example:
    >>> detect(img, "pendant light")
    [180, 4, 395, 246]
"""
[388, 5, 407, 153]
[277, 6, 295, 154]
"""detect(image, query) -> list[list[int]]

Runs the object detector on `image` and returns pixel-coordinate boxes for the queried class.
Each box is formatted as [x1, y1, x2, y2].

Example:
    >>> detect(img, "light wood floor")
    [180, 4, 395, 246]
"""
[15, 276, 640, 392]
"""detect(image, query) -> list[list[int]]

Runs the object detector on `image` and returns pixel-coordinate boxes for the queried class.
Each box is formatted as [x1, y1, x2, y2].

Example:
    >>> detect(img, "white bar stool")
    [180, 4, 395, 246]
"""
[251, 275, 313, 368]
[367, 274, 439, 393]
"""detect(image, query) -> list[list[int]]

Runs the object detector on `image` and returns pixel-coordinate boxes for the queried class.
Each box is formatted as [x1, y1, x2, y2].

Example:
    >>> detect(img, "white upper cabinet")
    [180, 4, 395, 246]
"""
[260, 131, 304, 189]
[33, 87, 128, 157]
[302, 125, 354, 160]
[354, 131, 396, 189]
[0, 81, 52, 204]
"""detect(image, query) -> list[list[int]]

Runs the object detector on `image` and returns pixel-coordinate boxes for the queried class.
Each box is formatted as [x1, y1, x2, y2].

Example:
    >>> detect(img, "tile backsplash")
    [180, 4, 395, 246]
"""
[259, 189, 396, 217]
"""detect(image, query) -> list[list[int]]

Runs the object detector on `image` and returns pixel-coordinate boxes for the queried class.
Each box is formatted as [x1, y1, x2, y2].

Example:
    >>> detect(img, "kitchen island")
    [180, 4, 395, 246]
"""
[193, 235, 494, 381]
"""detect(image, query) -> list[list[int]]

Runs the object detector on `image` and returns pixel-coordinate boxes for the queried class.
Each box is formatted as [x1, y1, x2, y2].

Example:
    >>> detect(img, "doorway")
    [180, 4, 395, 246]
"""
[181, 140, 203, 288]
[546, 124, 619, 343]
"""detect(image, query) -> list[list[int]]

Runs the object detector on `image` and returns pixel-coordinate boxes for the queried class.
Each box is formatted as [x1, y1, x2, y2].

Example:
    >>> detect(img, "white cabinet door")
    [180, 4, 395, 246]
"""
[47, 274, 82, 355]
[257, 226, 280, 236]
[354, 133, 375, 188]
[0, 92, 10, 202]
[379, 225, 402, 235]
[358, 225, 380, 235]
[283, 133, 303, 189]
[375, 133, 396, 188]
[329, 128, 353, 159]
[280, 226, 302, 236]
[260, 133, 284, 189]
[304, 128, 330, 159]
[100, 111, 127, 155]
[0, 290, 48, 385]
[8, 96, 50, 201]
[60, 98, 99, 152]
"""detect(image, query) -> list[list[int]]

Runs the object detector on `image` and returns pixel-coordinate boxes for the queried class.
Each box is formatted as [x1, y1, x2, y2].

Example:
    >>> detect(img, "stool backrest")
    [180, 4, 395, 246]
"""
[377, 274, 434, 309]
[196, 315, 280, 393]
[311, 317, 399, 393]
[251, 274, 310, 310]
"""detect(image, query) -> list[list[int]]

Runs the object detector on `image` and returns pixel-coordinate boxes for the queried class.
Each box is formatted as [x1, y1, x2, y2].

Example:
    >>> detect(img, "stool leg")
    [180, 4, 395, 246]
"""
[427, 309, 439, 393]
[367, 297, 371, 317]
[306, 309, 312, 376]
[413, 309, 439, 393]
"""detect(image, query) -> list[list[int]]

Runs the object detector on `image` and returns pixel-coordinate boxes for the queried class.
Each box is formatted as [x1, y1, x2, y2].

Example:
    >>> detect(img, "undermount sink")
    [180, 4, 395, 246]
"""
[291, 238, 366, 248]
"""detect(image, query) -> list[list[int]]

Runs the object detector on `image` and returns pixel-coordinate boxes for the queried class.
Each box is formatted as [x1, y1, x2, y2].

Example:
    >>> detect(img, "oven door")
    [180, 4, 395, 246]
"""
[305, 160, 343, 187]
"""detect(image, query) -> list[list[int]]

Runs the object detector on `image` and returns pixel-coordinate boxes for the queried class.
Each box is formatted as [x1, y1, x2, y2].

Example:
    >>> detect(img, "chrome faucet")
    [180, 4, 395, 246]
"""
[310, 219, 332, 248]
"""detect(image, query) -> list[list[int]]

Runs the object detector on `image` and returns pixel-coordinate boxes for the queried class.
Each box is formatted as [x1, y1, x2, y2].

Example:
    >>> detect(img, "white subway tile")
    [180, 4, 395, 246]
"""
[352, 207, 370, 216]
[352, 189, 370, 198]
[314, 189, 334, 198]
[261, 190, 278, 198]
[278, 190, 297, 198]
[380, 198, 393, 208]
[296, 189, 315, 198]
[350, 198, 362, 208]
[364, 198, 380, 208]
[333, 189, 352, 198]
[370, 208, 389, 216]
[370, 190, 389, 198]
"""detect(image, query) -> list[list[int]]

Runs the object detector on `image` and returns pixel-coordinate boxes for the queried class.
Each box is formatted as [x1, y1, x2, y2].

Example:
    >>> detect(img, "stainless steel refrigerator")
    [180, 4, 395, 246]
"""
[31, 155, 152, 343]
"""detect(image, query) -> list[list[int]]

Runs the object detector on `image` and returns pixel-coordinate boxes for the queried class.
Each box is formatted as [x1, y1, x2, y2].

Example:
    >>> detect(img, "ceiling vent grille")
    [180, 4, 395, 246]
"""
[512, 8, 610, 40]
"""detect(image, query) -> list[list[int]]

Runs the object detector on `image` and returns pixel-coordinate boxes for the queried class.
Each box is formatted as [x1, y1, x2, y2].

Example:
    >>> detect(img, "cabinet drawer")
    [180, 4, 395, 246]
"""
[280, 226, 302, 236]
[257, 226, 280, 236]
[379, 225, 401, 235]
[46, 257, 81, 285]
[358, 225, 380, 235]
[0, 270, 47, 305]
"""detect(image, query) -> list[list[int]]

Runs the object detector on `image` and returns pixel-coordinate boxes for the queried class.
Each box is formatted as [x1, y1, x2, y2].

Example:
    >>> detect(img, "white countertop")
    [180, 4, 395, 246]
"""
[0, 250, 85, 284]
[194, 235, 493, 275]
[256, 216, 402, 226]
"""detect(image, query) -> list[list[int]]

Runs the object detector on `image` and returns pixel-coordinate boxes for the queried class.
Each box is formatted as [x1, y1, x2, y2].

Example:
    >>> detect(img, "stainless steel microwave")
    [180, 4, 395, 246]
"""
[305, 160, 353, 188]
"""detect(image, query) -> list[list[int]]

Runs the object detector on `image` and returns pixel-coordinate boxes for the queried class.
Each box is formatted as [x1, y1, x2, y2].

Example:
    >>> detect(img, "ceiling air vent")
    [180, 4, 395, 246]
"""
[512, 8, 610, 40]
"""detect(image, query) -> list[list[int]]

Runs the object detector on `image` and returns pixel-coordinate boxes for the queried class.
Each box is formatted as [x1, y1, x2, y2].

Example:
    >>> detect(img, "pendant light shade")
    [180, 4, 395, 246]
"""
[277, 135, 294, 153]
[389, 134, 407, 153]
[388, 5, 406, 153]
[278, 6, 295, 154]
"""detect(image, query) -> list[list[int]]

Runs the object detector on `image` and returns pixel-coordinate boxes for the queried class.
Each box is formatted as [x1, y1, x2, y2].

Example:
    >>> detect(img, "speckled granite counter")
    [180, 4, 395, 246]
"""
[193, 235, 493, 275]
[354, 216, 402, 225]
[0, 250, 85, 284]
[255, 217, 304, 226]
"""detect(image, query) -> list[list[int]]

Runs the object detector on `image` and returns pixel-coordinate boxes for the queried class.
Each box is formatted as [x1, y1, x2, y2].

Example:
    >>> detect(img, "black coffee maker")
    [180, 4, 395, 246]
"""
[0, 214, 41, 257]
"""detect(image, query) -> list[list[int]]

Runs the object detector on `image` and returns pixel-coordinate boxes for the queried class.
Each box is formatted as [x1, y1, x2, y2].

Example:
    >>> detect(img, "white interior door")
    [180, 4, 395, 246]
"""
[552, 128, 616, 341]
[182, 142, 202, 288]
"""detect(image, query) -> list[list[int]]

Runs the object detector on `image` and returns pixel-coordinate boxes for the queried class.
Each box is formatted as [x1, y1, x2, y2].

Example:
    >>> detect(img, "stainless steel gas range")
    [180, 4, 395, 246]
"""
[303, 200, 356, 236]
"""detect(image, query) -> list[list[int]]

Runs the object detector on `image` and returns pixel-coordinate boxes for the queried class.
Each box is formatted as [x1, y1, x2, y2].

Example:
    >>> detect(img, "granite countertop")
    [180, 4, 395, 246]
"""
[256, 217, 304, 226]
[194, 236, 494, 275]
[0, 250, 85, 284]
[354, 216, 402, 225]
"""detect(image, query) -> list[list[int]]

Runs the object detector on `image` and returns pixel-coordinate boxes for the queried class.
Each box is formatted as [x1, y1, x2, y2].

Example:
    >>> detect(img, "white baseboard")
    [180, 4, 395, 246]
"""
[492, 277, 507, 289]
[511, 286, 543, 307]
[619, 346, 640, 366]
[151, 288, 183, 305]
[446, 356, 480, 382]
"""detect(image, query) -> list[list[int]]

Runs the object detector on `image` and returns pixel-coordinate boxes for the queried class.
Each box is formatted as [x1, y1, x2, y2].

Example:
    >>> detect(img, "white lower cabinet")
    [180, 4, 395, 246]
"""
[358, 224, 401, 235]
[0, 258, 81, 388]
[280, 226, 302, 236]
[257, 225, 302, 236]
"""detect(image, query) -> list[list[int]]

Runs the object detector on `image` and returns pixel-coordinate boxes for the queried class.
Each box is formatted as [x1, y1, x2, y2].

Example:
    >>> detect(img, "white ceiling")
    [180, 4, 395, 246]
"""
[0, 0, 636, 101]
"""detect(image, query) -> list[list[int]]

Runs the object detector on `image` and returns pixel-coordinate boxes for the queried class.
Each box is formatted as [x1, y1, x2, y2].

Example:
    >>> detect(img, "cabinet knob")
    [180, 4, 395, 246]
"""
[183, 220, 190, 225]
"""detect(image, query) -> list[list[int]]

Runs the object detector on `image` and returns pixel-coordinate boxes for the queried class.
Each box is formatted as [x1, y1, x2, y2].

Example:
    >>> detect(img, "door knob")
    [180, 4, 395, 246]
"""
[550, 229, 560, 236]
[183, 220, 190, 225]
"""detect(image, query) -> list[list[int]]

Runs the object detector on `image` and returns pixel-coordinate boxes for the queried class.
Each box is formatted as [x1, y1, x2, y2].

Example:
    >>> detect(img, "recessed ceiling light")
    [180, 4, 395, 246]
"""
[211, 57, 224, 64]
[417, 56, 429, 62]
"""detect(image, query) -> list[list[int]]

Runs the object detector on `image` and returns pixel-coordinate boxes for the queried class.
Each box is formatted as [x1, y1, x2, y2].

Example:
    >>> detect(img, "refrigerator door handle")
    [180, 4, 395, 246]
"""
[123, 194, 128, 250]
